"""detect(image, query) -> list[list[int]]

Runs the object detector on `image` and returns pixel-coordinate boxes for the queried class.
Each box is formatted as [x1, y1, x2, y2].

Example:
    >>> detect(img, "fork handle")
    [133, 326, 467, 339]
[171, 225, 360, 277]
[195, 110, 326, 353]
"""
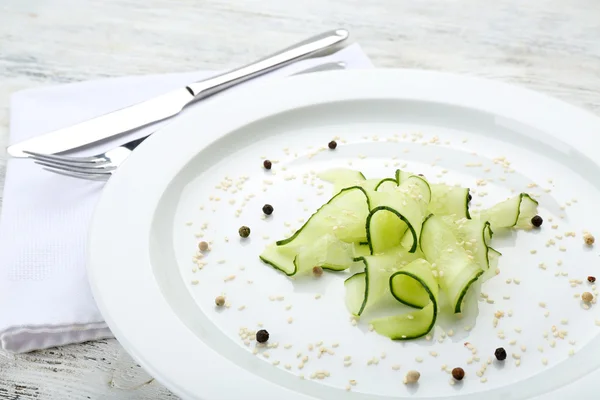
[185, 29, 349, 101]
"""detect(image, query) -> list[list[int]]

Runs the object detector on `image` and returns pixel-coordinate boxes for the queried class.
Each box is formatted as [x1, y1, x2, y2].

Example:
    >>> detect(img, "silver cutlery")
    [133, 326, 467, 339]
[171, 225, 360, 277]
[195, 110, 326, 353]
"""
[8, 29, 349, 158]
[24, 61, 348, 181]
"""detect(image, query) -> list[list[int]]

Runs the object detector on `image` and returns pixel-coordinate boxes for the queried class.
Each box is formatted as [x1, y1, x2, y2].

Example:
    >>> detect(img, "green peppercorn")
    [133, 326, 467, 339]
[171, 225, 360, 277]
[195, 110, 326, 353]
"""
[239, 226, 251, 238]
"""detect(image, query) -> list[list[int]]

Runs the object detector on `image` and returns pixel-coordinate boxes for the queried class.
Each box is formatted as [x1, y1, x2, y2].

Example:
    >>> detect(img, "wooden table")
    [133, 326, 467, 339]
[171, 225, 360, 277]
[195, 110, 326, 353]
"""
[1, 0, 599, 398]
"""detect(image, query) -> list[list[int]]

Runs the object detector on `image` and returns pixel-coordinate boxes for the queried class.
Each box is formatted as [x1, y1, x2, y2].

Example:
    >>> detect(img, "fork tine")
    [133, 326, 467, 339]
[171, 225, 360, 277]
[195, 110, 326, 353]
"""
[27, 153, 112, 170]
[41, 167, 111, 181]
[34, 160, 116, 175]
[23, 150, 106, 164]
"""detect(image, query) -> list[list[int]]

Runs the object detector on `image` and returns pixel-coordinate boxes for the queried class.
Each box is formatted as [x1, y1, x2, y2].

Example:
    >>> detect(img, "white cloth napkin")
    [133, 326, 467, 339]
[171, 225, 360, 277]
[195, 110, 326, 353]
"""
[0, 44, 373, 353]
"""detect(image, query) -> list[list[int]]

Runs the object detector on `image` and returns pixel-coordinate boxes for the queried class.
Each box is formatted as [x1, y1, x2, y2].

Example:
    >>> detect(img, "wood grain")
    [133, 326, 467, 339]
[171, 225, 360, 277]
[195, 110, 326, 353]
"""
[1, 0, 599, 397]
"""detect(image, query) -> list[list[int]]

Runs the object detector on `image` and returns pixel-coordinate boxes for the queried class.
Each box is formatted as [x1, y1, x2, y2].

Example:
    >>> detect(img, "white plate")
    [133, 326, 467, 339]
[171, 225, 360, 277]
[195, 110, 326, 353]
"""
[88, 69, 600, 400]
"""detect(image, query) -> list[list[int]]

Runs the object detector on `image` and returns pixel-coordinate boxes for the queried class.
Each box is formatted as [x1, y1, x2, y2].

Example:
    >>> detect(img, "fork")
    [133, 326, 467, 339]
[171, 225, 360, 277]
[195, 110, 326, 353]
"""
[24, 61, 347, 181]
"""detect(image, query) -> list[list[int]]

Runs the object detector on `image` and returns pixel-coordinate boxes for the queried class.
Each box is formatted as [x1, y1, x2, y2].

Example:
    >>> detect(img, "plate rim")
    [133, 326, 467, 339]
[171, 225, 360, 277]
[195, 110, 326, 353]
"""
[88, 68, 600, 400]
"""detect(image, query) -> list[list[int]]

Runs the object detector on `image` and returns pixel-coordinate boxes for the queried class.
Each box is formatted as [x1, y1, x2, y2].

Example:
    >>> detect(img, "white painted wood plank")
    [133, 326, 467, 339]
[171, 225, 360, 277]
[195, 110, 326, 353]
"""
[0, 0, 599, 397]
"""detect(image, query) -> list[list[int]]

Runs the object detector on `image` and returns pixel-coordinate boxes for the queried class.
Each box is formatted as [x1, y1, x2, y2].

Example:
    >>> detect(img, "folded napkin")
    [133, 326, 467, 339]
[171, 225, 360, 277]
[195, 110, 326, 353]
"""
[0, 44, 373, 353]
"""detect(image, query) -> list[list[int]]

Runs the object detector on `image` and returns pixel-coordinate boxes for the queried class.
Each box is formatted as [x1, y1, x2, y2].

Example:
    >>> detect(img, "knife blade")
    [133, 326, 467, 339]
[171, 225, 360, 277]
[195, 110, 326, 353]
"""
[7, 29, 349, 158]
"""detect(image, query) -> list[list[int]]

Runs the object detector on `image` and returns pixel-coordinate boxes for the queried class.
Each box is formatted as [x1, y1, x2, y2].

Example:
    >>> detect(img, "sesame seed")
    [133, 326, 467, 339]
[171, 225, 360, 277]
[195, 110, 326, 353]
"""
[542, 358, 548, 365]
[392, 364, 401, 371]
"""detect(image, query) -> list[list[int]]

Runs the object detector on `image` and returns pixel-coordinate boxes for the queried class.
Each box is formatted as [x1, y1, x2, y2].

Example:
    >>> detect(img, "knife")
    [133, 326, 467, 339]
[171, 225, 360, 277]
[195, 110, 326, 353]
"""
[8, 29, 349, 158]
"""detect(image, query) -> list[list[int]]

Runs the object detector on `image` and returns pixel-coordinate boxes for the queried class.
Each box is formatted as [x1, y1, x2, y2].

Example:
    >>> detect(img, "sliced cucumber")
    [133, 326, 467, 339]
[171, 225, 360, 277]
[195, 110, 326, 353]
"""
[318, 168, 366, 194]
[429, 184, 471, 220]
[353, 242, 371, 258]
[277, 186, 370, 247]
[293, 233, 355, 275]
[367, 177, 431, 252]
[389, 258, 435, 308]
[395, 169, 416, 184]
[374, 178, 399, 192]
[442, 217, 493, 270]
[344, 272, 366, 315]
[478, 193, 539, 229]
[371, 258, 439, 340]
[480, 247, 502, 283]
[488, 247, 501, 270]
[259, 243, 298, 276]
[345, 250, 422, 316]
[260, 186, 370, 275]
[420, 215, 483, 313]
[262, 167, 542, 341]
[366, 206, 412, 254]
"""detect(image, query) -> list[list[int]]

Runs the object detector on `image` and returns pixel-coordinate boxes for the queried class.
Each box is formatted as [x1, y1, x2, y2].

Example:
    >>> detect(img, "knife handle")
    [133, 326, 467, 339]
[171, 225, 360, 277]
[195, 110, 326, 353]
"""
[186, 29, 349, 100]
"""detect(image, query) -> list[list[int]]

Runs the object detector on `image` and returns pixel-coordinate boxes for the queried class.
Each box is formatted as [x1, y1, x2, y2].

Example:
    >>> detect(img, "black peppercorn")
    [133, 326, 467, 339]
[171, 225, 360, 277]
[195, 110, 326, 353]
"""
[328, 140, 337, 150]
[239, 226, 251, 238]
[262, 204, 274, 215]
[494, 347, 507, 361]
[256, 329, 269, 343]
[451, 367, 465, 381]
[467, 193, 472, 202]
[263, 160, 272, 170]
[531, 215, 543, 227]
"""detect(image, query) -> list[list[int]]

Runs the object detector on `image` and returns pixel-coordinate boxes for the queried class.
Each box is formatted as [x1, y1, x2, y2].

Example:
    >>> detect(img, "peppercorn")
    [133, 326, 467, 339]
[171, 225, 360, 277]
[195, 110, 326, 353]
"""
[588, 276, 596, 283]
[582, 292, 594, 303]
[328, 140, 337, 150]
[451, 367, 465, 381]
[531, 215, 543, 228]
[198, 241, 209, 252]
[313, 266, 324, 277]
[215, 295, 225, 307]
[256, 329, 269, 343]
[404, 370, 420, 384]
[467, 193, 472, 202]
[584, 232, 595, 246]
[239, 226, 251, 238]
[263, 160, 272, 170]
[262, 204, 274, 215]
[494, 347, 507, 361]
